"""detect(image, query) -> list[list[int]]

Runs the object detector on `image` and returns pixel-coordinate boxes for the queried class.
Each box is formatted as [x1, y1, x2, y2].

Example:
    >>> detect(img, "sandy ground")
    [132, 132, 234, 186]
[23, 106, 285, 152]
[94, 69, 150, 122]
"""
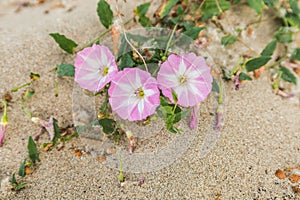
[0, 0, 300, 199]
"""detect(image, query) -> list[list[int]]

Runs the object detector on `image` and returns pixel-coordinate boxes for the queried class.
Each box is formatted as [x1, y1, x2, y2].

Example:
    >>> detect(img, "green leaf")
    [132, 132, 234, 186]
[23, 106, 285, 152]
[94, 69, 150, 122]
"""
[100, 99, 109, 114]
[97, 0, 114, 29]
[290, 0, 300, 14]
[221, 34, 237, 47]
[117, 33, 150, 59]
[24, 89, 35, 99]
[181, 22, 195, 30]
[28, 136, 40, 164]
[52, 118, 61, 145]
[173, 109, 190, 123]
[274, 27, 293, 43]
[285, 13, 300, 27]
[246, 0, 265, 15]
[290, 48, 300, 61]
[239, 72, 253, 81]
[98, 118, 116, 134]
[136, 2, 151, 16]
[177, 5, 184, 17]
[57, 64, 75, 77]
[30, 72, 40, 81]
[11, 173, 18, 186]
[139, 15, 152, 27]
[157, 105, 173, 120]
[119, 53, 135, 70]
[18, 159, 27, 178]
[200, 0, 231, 20]
[49, 33, 78, 54]
[245, 56, 271, 72]
[159, 96, 169, 106]
[183, 26, 206, 40]
[171, 89, 178, 103]
[260, 40, 277, 57]
[280, 65, 297, 85]
[16, 182, 27, 191]
[159, 0, 179, 18]
[263, 0, 273, 7]
[212, 78, 220, 93]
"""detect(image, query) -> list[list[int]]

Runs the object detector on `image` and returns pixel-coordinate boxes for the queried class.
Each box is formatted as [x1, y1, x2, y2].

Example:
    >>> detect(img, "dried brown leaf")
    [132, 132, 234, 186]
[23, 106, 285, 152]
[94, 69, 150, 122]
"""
[73, 149, 82, 157]
[25, 166, 31, 175]
[254, 66, 265, 79]
[275, 169, 286, 179]
[292, 186, 300, 194]
[98, 156, 106, 163]
[289, 174, 300, 183]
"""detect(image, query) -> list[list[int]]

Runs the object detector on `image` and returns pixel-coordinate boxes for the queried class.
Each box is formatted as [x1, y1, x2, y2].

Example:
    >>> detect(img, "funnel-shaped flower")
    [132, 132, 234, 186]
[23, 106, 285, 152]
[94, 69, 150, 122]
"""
[74, 44, 118, 92]
[108, 68, 160, 121]
[157, 53, 212, 107]
[0, 122, 7, 147]
[0, 100, 8, 147]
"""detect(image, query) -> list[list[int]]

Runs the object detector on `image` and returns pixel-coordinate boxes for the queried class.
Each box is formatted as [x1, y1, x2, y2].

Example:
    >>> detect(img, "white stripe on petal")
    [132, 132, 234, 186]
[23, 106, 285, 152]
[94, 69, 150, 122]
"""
[100, 48, 108, 66]
[178, 58, 187, 75]
[79, 54, 99, 70]
[113, 80, 134, 93]
[188, 83, 204, 100]
[138, 100, 144, 117]
[76, 71, 100, 82]
[143, 89, 155, 97]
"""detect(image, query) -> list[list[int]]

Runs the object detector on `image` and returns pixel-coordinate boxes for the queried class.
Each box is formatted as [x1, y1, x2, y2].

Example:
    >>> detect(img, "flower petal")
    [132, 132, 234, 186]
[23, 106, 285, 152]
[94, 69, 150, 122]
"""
[157, 53, 213, 107]
[74, 44, 118, 92]
[109, 68, 160, 121]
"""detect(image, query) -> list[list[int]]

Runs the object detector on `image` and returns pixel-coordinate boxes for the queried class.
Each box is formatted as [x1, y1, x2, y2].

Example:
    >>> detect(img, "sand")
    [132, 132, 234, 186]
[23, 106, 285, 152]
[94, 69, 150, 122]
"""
[0, 0, 300, 199]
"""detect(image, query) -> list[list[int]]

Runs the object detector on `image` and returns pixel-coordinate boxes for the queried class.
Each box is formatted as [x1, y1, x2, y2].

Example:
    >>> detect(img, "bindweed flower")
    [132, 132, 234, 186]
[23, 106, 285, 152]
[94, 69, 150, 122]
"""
[74, 44, 118, 92]
[157, 53, 212, 107]
[0, 100, 8, 147]
[0, 121, 7, 147]
[108, 68, 160, 121]
[233, 73, 240, 91]
[32, 116, 54, 141]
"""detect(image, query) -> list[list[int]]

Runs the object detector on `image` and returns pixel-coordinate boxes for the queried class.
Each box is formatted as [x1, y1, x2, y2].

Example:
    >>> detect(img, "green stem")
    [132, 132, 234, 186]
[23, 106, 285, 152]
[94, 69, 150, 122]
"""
[172, 103, 178, 114]
[267, 54, 287, 69]
[11, 82, 32, 92]
[1, 99, 8, 123]
[55, 80, 59, 97]
[118, 155, 124, 181]
[21, 100, 32, 118]
[272, 71, 282, 89]
[165, 24, 178, 56]
[77, 17, 134, 52]
[215, 0, 223, 14]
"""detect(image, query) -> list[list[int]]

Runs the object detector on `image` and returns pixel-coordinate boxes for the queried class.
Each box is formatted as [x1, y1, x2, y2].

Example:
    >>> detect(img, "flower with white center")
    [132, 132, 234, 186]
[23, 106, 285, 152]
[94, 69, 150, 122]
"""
[157, 53, 213, 107]
[74, 44, 118, 92]
[108, 68, 160, 121]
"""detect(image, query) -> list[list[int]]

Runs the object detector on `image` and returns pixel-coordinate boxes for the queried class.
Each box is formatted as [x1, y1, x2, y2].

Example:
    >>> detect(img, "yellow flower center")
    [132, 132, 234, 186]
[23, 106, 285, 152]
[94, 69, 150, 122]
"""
[135, 88, 145, 98]
[179, 75, 187, 85]
[102, 66, 109, 76]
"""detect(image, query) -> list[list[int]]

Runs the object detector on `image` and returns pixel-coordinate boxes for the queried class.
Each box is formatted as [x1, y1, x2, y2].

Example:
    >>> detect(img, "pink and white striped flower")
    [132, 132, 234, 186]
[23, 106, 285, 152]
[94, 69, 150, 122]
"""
[74, 44, 118, 92]
[0, 100, 8, 147]
[0, 121, 7, 147]
[157, 53, 212, 107]
[108, 68, 160, 121]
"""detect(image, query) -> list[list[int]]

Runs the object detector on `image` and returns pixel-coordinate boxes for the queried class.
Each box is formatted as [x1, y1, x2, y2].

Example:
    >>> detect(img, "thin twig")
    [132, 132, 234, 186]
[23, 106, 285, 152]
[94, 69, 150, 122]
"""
[165, 24, 178, 56]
